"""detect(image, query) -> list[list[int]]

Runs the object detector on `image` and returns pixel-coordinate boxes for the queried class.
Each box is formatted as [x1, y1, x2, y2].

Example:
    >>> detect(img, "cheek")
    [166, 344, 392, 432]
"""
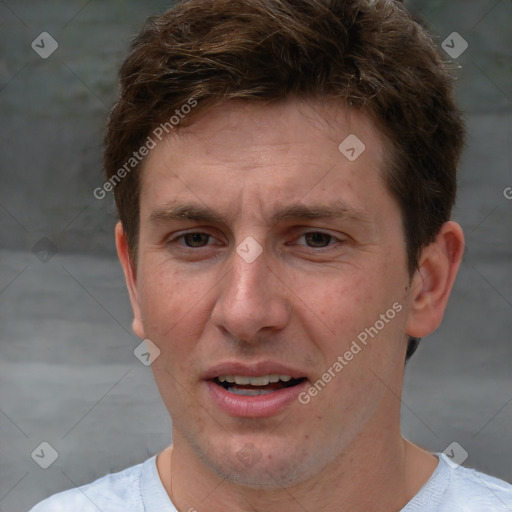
[137, 263, 209, 350]
[140, 266, 207, 410]
[303, 266, 406, 373]
[304, 270, 378, 338]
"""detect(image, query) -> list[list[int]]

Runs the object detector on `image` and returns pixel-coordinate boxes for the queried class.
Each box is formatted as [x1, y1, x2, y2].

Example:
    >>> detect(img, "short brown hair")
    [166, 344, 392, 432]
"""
[104, 0, 465, 357]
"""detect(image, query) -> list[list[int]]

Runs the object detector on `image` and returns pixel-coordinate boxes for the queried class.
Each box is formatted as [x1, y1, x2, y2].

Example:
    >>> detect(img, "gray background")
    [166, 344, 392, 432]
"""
[0, 0, 511, 511]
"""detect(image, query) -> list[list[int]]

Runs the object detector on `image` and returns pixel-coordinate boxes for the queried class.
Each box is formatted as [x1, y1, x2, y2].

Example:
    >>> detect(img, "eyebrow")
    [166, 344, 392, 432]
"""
[148, 200, 372, 226]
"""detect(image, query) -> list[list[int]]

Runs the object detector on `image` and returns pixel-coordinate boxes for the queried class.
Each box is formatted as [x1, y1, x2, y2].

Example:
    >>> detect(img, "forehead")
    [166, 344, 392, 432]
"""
[170, 97, 385, 161]
[139, 98, 391, 224]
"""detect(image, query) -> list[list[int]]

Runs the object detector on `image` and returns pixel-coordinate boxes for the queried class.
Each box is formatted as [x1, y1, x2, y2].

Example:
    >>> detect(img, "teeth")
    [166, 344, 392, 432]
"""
[228, 387, 275, 396]
[217, 374, 293, 386]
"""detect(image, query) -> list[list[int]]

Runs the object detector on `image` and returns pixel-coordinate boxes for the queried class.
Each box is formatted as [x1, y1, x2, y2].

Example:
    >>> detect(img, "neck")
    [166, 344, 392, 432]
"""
[157, 403, 437, 512]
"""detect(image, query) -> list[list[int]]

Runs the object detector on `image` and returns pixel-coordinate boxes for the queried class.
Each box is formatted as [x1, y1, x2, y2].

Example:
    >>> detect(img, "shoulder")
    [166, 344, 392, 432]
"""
[28, 457, 149, 512]
[407, 453, 512, 511]
[443, 455, 512, 510]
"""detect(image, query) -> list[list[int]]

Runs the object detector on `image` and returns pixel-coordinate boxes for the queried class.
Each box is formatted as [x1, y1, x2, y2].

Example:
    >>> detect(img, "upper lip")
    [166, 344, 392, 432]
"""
[203, 361, 307, 381]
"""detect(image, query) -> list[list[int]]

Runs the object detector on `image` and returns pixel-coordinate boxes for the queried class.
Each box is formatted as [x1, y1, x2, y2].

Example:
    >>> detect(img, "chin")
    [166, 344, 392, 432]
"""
[197, 437, 323, 489]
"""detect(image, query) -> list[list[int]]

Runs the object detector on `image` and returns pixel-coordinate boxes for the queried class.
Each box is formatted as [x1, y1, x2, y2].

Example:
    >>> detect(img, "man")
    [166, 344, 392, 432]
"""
[31, 0, 512, 510]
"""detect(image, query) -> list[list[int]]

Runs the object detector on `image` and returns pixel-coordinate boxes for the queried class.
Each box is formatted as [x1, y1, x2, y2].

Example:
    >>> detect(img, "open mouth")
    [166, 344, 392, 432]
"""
[213, 375, 307, 396]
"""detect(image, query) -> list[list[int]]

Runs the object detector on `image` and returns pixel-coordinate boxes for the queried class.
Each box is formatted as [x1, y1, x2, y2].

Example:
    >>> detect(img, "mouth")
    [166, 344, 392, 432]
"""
[212, 374, 307, 396]
[204, 364, 309, 418]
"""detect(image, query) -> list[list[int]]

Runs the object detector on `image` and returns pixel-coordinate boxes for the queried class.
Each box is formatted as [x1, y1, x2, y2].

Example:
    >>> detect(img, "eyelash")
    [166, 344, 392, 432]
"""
[167, 230, 344, 251]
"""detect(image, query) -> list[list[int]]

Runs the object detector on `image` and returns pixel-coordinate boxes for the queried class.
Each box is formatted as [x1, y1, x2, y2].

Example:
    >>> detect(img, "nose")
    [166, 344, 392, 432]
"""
[210, 240, 291, 344]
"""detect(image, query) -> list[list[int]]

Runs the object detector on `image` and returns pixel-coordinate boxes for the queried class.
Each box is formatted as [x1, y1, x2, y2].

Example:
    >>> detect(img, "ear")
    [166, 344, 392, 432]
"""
[405, 221, 465, 338]
[115, 222, 146, 339]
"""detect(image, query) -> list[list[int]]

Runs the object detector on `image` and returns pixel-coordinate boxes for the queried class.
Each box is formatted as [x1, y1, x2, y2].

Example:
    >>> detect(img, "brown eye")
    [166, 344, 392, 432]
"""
[181, 233, 211, 247]
[303, 232, 334, 248]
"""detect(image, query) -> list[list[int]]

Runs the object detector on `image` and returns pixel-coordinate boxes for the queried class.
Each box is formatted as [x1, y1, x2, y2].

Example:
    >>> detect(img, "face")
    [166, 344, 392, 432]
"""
[122, 98, 417, 487]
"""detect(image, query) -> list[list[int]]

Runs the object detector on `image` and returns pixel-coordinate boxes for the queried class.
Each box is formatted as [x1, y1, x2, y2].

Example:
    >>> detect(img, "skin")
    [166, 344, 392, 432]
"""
[116, 97, 465, 512]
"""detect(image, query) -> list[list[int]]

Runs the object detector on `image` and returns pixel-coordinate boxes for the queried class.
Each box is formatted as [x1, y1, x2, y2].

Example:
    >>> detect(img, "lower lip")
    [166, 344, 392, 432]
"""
[206, 380, 308, 418]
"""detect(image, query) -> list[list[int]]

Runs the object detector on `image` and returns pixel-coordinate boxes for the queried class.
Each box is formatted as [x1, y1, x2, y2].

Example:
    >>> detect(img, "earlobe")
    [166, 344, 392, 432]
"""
[115, 222, 146, 339]
[405, 221, 465, 338]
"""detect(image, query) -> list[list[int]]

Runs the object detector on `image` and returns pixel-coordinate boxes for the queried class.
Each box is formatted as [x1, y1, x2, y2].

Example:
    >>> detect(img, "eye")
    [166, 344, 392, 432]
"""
[167, 230, 344, 251]
[295, 231, 343, 249]
[169, 232, 215, 248]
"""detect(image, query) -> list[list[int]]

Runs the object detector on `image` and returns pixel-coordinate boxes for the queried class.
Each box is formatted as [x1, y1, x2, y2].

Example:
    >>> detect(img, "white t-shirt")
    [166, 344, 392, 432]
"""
[29, 453, 512, 511]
